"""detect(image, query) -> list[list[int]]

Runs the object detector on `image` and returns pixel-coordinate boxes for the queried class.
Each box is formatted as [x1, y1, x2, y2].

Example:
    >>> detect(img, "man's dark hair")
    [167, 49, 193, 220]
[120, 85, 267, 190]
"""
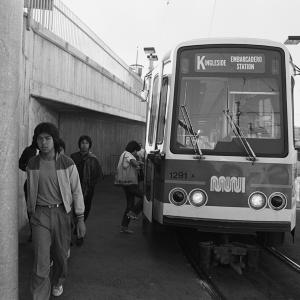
[125, 140, 141, 153]
[78, 135, 92, 149]
[33, 122, 60, 152]
[58, 138, 66, 152]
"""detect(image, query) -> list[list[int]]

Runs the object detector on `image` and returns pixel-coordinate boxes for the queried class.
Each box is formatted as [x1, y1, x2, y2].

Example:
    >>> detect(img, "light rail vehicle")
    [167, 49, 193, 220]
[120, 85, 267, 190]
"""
[142, 38, 298, 246]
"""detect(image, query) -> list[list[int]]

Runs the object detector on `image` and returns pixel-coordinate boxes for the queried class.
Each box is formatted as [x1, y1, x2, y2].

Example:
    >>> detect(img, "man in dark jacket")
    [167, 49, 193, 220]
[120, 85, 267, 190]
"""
[19, 137, 38, 240]
[71, 135, 102, 221]
[19, 138, 38, 173]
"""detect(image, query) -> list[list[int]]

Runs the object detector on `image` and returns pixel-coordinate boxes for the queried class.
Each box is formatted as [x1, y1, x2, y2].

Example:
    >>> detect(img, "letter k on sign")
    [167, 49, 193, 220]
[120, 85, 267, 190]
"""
[197, 55, 206, 70]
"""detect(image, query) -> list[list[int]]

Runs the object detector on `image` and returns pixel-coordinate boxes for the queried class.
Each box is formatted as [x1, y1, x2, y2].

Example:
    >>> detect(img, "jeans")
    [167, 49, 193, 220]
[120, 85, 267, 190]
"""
[121, 185, 143, 228]
[83, 186, 95, 221]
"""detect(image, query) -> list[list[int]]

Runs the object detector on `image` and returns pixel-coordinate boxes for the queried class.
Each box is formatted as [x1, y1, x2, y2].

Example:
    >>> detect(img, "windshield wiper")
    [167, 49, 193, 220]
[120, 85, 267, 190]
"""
[223, 109, 256, 162]
[179, 105, 204, 159]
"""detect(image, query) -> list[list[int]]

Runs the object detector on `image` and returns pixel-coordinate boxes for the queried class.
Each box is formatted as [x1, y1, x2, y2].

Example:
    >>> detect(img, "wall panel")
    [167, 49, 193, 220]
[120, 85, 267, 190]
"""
[59, 111, 145, 175]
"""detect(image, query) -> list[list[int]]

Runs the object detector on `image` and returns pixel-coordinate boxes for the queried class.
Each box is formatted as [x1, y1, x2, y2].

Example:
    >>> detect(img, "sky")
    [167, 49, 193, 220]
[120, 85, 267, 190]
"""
[62, 0, 300, 124]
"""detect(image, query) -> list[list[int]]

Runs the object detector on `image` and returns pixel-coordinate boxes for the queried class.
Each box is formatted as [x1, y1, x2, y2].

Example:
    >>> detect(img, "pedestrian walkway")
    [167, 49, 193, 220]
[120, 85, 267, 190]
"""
[19, 177, 211, 300]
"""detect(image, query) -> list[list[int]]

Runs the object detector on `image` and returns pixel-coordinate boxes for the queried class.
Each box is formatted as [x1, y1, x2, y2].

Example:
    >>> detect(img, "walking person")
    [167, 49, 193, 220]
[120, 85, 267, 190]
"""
[57, 137, 66, 154]
[27, 122, 86, 299]
[71, 135, 102, 221]
[19, 137, 38, 241]
[116, 141, 144, 234]
[136, 142, 145, 163]
[136, 142, 145, 191]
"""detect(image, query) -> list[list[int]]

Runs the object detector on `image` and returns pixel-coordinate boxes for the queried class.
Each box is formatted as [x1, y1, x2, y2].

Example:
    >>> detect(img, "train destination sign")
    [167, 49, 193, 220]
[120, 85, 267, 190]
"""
[195, 53, 265, 73]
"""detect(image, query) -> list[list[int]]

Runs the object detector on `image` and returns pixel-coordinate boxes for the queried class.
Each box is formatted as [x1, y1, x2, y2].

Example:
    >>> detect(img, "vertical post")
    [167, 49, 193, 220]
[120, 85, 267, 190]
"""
[0, 0, 23, 298]
[148, 56, 154, 73]
[135, 46, 139, 66]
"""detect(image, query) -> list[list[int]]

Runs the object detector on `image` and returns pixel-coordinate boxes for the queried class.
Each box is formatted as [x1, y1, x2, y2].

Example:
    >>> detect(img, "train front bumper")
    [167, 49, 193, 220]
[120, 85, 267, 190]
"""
[163, 203, 295, 233]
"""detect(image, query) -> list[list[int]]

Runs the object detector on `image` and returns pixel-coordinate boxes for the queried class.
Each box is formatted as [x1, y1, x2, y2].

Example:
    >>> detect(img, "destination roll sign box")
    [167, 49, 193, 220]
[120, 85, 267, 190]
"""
[195, 53, 265, 73]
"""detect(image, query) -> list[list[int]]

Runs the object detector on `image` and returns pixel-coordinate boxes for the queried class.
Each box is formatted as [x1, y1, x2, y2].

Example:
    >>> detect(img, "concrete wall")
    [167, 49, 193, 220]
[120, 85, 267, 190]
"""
[18, 16, 146, 240]
[59, 111, 145, 175]
[28, 22, 146, 122]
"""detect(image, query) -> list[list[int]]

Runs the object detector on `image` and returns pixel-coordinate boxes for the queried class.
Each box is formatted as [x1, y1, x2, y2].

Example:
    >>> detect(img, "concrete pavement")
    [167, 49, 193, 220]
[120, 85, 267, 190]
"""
[19, 177, 211, 300]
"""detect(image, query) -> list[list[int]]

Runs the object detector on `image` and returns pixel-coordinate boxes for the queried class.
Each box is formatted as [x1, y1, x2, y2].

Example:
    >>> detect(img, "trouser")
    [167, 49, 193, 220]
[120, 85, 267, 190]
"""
[83, 186, 95, 221]
[24, 180, 32, 236]
[121, 185, 143, 228]
[30, 205, 71, 300]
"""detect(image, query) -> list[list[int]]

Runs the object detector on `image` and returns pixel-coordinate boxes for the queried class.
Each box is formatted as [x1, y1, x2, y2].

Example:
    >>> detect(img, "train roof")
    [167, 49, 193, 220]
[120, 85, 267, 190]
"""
[162, 37, 290, 62]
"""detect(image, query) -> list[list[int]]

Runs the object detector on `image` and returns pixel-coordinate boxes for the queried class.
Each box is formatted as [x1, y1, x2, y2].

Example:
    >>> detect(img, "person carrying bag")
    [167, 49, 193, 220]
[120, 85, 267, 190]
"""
[114, 151, 138, 186]
[115, 141, 144, 234]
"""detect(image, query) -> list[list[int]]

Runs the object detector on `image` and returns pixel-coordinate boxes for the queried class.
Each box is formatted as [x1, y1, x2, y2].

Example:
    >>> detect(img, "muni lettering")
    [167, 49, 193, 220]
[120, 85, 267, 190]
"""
[210, 176, 246, 193]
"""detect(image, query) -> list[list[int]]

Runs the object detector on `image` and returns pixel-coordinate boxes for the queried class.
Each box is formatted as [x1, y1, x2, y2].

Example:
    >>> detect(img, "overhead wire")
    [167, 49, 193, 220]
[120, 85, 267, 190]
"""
[208, 0, 217, 37]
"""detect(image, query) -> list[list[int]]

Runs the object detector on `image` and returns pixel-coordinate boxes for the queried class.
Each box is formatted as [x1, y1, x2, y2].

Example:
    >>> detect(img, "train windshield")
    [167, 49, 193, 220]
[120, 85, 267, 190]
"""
[171, 46, 287, 157]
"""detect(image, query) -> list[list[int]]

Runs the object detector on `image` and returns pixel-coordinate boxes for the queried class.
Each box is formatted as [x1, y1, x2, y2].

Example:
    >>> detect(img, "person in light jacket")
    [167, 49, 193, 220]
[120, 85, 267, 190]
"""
[27, 122, 86, 299]
[119, 140, 144, 234]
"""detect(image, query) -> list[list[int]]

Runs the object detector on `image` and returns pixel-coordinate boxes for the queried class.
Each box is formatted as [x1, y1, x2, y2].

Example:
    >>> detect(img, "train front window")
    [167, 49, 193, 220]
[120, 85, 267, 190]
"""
[171, 46, 287, 157]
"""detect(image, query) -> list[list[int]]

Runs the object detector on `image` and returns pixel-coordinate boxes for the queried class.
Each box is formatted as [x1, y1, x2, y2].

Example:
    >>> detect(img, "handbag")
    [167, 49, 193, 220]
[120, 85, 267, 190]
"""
[114, 152, 138, 186]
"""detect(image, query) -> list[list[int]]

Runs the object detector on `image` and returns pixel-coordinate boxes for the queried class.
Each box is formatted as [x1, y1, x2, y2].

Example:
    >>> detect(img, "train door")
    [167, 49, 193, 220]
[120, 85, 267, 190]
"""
[144, 70, 161, 222]
[151, 75, 170, 222]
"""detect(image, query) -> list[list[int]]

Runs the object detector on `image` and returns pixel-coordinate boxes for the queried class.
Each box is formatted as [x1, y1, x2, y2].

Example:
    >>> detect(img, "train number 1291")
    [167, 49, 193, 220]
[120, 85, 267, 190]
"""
[169, 171, 188, 180]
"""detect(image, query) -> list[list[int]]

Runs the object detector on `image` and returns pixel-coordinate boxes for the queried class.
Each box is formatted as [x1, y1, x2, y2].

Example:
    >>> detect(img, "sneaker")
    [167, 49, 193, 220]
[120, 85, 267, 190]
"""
[52, 284, 63, 297]
[27, 234, 32, 243]
[120, 227, 134, 234]
[126, 211, 138, 220]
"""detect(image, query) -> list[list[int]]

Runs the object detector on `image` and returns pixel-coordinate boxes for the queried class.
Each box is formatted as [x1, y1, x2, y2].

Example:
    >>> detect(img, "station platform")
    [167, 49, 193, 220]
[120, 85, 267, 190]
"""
[19, 177, 211, 300]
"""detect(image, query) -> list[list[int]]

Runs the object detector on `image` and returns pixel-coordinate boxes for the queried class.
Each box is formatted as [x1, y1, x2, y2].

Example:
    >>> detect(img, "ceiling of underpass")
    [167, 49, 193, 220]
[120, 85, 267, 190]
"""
[35, 97, 144, 124]
[37, 97, 88, 113]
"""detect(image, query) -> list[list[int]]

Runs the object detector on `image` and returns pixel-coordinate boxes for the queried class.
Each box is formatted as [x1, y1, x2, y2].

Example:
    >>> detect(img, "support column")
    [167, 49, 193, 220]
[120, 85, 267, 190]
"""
[0, 0, 23, 299]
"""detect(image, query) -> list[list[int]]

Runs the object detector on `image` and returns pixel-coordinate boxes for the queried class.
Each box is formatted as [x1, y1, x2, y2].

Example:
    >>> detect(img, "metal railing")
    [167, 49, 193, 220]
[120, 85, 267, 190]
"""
[24, 0, 141, 88]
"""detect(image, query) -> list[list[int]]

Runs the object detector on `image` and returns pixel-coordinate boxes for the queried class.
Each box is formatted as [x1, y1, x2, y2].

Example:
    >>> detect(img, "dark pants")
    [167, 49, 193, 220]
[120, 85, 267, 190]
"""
[30, 205, 71, 300]
[121, 185, 143, 228]
[83, 186, 95, 221]
[24, 180, 32, 237]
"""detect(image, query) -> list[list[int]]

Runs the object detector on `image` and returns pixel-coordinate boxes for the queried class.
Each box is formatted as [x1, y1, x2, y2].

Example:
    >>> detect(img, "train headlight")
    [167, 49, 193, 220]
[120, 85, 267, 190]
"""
[248, 192, 267, 210]
[268, 192, 287, 210]
[169, 188, 187, 206]
[188, 189, 208, 207]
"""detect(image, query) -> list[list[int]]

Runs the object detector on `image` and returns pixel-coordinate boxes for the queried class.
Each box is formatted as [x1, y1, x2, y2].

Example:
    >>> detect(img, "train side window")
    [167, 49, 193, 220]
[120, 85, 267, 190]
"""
[148, 75, 159, 145]
[156, 77, 169, 144]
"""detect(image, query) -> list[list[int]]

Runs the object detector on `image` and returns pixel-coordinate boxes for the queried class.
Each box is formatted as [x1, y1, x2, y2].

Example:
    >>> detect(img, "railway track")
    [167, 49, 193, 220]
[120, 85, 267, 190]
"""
[176, 229, 300, 299]
[265, 246, 300, 273]
[176, 230, 226, 300]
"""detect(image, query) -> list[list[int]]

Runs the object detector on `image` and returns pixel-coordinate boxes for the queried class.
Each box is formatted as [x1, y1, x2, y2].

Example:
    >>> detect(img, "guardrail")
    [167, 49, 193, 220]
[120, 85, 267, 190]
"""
[24, 0, 141, 87]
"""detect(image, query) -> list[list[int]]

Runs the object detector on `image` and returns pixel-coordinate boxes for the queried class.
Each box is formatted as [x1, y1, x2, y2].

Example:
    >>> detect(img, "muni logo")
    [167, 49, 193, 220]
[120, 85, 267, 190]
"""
[210, 176, 246, 193]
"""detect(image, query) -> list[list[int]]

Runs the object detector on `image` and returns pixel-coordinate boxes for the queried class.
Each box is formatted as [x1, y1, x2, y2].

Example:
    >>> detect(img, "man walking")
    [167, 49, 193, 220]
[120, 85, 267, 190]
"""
[26, 122, 86, 299]
[71, 135, 102, 221]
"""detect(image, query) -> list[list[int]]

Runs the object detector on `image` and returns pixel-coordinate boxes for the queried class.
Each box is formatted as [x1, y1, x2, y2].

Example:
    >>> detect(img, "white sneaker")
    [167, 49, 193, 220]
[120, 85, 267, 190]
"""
[120, 226, 134, 234]
[52, 284, 63, 297]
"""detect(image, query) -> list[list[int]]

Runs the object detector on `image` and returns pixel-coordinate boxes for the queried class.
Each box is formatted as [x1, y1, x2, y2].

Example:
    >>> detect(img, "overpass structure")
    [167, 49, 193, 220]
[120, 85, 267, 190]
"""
[21, 0, 146, 174]
[0, 1, 147, 297]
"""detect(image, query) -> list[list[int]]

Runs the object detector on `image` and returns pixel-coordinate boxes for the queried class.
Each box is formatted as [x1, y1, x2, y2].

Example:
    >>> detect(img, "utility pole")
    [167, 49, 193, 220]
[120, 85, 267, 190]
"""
[142, 47, 158, 127]
[143, 47, 158, 92]
[144, 47, 158, 73]
[0, 0, 23, 298]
